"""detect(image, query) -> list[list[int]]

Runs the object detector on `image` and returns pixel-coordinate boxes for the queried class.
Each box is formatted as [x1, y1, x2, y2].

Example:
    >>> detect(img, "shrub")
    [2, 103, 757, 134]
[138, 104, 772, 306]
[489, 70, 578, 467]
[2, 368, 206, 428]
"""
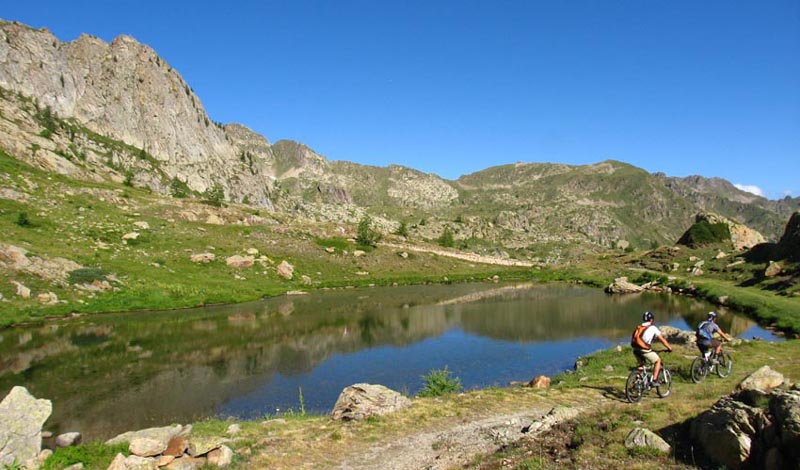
[42, 441, 129, 470]
[678, 220, 731, 247]
[68, 268, 108, 285]
[15, 212, 32, 227]
[417, 366, 462, 397]
[356, 215, 382, 247]
[202, 183, 225, 207]
[395, 221, 409, 238]
[169, 177, 190, 198]
[437, 226, 454, 248]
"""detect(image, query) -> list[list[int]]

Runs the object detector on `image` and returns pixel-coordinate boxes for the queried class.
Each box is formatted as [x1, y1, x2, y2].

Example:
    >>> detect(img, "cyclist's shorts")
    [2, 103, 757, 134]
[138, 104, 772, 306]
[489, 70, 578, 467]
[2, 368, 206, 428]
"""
[633, 348, 659, 365]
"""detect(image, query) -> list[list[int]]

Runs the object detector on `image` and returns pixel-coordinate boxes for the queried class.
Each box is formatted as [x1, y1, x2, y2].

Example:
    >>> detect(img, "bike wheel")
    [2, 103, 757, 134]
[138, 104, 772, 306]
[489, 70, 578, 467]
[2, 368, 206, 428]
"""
[656, 368, 672, 398]
[691, 357, 708, 383]
[625, 371, 645, 403]
[716, 353, 733, 378]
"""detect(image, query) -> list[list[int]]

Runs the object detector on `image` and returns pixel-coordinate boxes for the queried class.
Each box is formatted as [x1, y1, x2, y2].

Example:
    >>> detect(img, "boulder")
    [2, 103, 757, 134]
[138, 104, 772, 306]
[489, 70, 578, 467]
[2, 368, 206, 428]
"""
[737, 366, 785, 393]
[187, 437, 222, 457]
[37, 291, 59, 305]
[107, 453, 158, 470]
[129, 437, 168, 457]
[206, 445, 233, 467]
[0, 386, 53, 467]
[604, 277, 644, 294]
[55, 431, 82, 447]
[624, 427, 671, 454]
[770, 390, 800, 458]
[225, 255, 254, 269]
[765, 261, 782, 278]
[122, 232, 140, 242]
[528, 376, 551, 389]
[164, 456, 206, 469]
[659, 326, 696, 346]
[190, 253, 215, 263]
[276, 260, 294, 280]
[106, 424, 186, 447]
[133, 221, 150, 230]
[163, 436, 189, 457]
[331, 383, 412, 421]
[691, 396, 767, 469]
[12, 281, 31, 298]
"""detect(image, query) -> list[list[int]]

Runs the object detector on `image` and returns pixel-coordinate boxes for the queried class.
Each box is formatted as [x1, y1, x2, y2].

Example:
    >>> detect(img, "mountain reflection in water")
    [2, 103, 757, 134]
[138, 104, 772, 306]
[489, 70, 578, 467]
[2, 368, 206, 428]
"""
[0, 283, 777, 441]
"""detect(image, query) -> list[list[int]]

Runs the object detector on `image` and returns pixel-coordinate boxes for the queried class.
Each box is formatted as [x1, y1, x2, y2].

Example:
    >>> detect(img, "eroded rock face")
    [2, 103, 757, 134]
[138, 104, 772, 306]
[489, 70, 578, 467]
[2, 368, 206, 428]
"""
[691, 396, 765, 469]
[331, 383, 412, 421]
[0, 386, 53, 467]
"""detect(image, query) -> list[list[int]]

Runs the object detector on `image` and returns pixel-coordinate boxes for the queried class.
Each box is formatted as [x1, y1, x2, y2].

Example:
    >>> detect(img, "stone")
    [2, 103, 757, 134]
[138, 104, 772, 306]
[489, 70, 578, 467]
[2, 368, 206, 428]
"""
[624, 427, 671, 453]
[246, 248, 259, 255]
[765, 261, 782, 278]
[164, 456, 206, 470]
[64, 463, 84, 470]
[522, 406, 580, 435]
[225, 424, 240, 436]
[276, 260, 294, 280]
[691, 396, 767, 469]
[225, 255, 254, 269]
[659, 326, 696, 346]
[399, 251, 408, 259]
[205, 214, 225, 225]
[129, 436, 168, 457]
[12, 281, 31, 298]
[737, 366, 785, 393]
[122, 232, 140, 242]
[604, 277, 644, 294]
[0, 386, 52, 467]
[37, 291, 59, 305]
[301, 274, 312, 285]
[163, 436, 188, 457]
[325, 247, 335, 253]
[187, 437, 223, 457]
[206, 445, 233, 467]
[528, 376, 551, 389]
[190, 253, 215, 263]
[353, 250, 366, 257]
[602, 365, 614, 372]
[107, 453, 158, 470]
[133, 221, 150, 230]
[331, 383, 412, 421]
[106, 424, 185, 447]
[769, 390, 800, 457]
[55, 431, 82, 447]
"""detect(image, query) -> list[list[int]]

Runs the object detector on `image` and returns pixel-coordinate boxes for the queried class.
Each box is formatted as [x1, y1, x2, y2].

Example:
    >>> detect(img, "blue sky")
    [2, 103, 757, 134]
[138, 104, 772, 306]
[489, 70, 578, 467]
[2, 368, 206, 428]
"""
[4, 1, 799, 199]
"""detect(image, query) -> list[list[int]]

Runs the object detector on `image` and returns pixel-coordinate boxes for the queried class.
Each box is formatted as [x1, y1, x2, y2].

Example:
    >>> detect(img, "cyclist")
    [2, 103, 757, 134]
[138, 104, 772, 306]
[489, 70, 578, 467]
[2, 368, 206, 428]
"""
[631, 311, 673, 386]
[696, 311, 733, 362]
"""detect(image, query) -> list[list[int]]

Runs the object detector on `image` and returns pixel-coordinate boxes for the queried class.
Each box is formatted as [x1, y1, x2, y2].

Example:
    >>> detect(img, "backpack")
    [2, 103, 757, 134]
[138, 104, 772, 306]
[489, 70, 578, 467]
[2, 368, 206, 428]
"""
[631, 324, 650, 350]
[696, 320, 713, 341]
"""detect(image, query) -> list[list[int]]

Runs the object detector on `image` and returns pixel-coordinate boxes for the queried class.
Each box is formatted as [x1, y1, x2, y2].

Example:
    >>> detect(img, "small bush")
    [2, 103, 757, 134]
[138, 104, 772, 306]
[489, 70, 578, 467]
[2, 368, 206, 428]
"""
[68, 268, 108, 285]
[15, 212, 32, 227]
[169, 177, 190, 198]
[437, 226, 454, 248]
[356, 215, 382, 247]
[395, 221, 409, 238]
[417, 366, 462, 397]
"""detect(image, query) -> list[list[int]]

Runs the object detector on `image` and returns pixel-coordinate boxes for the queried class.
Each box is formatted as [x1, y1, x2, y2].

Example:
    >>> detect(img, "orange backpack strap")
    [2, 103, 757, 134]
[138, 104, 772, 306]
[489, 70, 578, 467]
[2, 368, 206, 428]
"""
[630, 325, 650, 350]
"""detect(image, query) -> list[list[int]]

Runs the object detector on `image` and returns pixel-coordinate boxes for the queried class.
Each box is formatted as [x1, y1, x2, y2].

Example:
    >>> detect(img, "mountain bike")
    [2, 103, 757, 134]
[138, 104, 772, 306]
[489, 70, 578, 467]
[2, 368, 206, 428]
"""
[625, 352, 672, 403]
[690, 343, 733, 383]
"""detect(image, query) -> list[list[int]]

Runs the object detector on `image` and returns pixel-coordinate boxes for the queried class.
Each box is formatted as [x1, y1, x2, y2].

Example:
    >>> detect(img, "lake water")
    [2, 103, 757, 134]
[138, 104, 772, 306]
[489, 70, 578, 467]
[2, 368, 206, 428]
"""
[0, 282, 778, 441]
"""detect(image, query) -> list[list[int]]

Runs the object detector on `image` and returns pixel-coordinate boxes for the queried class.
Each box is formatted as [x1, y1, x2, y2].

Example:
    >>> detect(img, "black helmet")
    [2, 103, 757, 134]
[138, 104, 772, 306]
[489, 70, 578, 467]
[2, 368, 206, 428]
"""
[643, 311, 655, 322]
[708, 311, 718, 320]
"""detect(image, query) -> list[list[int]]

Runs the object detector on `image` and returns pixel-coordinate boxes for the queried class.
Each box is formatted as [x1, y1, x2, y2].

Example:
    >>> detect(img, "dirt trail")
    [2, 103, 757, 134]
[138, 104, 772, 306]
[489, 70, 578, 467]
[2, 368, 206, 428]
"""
[335, 389, 610, 470]
[379, 242, 536, 268]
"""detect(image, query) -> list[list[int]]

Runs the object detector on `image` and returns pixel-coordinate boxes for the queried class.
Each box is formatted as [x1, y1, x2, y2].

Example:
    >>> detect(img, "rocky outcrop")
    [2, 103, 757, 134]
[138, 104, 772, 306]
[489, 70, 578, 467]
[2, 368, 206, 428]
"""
[331, 383, 412, 421]
[604, 277, 644, 294]
[0, 386, 52, 467]
[776, 211, 800, 261]
[680, 212, 766, 251]
[105, 424, 232, 469]
[0, 242, 83, 286]
[692, 374, 799, 470]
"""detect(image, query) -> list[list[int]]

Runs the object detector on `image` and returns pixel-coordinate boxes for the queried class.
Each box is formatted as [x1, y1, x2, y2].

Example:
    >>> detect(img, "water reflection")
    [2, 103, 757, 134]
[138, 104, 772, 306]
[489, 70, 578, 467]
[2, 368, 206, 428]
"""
[0, 283, 775, 440]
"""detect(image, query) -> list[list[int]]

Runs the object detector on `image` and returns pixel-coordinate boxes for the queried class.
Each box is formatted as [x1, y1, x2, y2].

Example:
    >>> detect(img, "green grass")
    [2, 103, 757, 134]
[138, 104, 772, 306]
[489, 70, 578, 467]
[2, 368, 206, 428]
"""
[42, 442, 129, 470]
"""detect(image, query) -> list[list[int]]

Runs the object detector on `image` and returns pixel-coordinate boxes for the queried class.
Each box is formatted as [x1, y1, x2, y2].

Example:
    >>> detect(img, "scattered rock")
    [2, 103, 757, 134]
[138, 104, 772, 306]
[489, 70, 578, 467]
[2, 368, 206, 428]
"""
[187, 437, 223, 457]
[528, 376, 551, 389]
[190, 253, 215, 263]
[130, 437, 168, 457]
[133, 221, 150, 230]
[602, 365, 614, 372]
[37, 291, 58, 305]
[276, 260, 294, 280]
[624, 427, 671, 453]
[399, 251, 408, 259]
[353, 250, 366, 257]
[737, 365, 785, 393]
[206, 445, 233, 467]
[0, 386, 53, 467]
[765, 261, 782, 278]
[205, 214, 224, 225]
[163, 436, 188, 457]
[604, 277, 644, 294]
[225, 424, 240, 436]
[55, 431, 82, 447]
[106, 424, 186, 447]
[300, 274, 312, 285]
[225, 255, 254, 269]
[107, 453, 157, 470]
[715, 251, 728, 259]
[12, 281, 31, 298]
[659, 326, 696, 346]
[331, 383, 412, 421]
[246, 248, 259, 255]
[522, 406, 580, 435]
[324, 247, 335, 253]
[122, 232, 140, 242]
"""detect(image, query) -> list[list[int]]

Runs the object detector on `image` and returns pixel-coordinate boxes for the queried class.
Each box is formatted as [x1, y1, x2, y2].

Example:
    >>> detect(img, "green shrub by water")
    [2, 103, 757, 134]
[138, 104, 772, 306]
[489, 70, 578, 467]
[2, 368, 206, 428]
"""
[418, 366, 462, 397]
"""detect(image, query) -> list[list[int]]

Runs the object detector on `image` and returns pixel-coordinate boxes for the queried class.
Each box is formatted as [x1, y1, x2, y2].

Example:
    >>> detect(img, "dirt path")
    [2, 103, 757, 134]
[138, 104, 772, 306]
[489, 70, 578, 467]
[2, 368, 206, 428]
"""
[379, 242, 536, 268]
[335, 389, 610, 470]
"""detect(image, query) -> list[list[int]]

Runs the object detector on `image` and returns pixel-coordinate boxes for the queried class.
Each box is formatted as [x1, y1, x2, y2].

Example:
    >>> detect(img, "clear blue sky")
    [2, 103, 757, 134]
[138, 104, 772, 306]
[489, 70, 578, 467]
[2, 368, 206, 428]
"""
[4, 1, 799, 199]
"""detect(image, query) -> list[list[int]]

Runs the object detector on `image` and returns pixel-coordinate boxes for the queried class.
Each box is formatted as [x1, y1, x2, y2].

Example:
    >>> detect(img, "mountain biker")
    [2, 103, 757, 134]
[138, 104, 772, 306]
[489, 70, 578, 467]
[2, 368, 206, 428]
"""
[631, 311, 673, 385]
[696, 311, 733, 362]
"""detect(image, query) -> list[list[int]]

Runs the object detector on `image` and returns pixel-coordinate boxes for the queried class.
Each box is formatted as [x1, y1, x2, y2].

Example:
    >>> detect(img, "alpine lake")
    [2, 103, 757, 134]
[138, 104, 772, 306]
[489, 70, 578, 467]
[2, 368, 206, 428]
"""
[0, 282, 780, 441]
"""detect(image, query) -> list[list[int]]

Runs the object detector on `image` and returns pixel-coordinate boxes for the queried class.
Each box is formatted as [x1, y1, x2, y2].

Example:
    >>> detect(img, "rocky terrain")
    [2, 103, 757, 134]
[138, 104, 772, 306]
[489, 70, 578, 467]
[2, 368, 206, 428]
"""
[1, 18, 799, 261]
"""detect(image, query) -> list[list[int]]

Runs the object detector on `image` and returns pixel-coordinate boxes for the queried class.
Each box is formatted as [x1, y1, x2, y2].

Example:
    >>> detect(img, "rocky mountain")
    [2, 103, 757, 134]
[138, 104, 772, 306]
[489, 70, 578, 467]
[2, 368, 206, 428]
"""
[1, 18, 798, 260]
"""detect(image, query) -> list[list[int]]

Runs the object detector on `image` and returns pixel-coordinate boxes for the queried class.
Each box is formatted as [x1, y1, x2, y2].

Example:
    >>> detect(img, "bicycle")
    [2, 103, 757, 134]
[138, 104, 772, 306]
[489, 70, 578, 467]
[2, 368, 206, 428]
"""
[625, 352, 673, 403]
[690, 343, 733, 383]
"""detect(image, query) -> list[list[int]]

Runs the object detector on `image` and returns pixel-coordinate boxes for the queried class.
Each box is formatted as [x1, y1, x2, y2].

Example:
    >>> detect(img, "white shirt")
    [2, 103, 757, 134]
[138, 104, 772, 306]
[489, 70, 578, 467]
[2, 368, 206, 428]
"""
[640, 323, 661, 346]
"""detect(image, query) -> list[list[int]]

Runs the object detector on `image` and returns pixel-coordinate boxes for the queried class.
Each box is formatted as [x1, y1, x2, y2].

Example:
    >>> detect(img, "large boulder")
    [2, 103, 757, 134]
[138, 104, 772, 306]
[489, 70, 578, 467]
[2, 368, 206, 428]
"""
[106, 424, 188, 447]
[276, 260, 294, 280]
[0, 386, 53, 467]
[604, 277, 644, 294]
[624, 427, 671, 454]
[691, 395, 768, 469]
[737, 366, 785, 393]
[331, 383, 411, 421]
[770, 390, 800, 459]
[659, 326, 696, 346]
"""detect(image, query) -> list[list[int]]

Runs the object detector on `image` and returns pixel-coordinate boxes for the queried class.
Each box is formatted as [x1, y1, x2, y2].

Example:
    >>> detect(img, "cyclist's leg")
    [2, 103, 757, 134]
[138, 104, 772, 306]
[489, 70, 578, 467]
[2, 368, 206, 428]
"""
[711, 339, 722, 356]
[642, 350, 660, 381]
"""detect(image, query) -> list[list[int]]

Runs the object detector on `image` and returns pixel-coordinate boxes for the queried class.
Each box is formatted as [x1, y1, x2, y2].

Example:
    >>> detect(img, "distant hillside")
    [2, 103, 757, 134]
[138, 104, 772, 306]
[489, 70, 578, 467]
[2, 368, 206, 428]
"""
[1, 18, 797, 262]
